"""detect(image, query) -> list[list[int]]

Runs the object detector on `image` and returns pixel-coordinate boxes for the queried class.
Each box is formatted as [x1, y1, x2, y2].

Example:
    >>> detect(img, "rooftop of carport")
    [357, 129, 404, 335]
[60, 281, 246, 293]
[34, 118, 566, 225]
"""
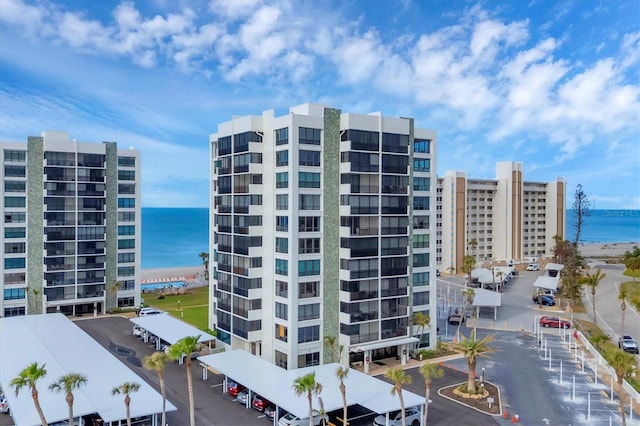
[0, 313, 176, 426]
[198, 349, 424, 419]
[533, 275, 560, 290]
[471, 288, 502, 307]
[130, 313, 215, 345]
[545, 263, 565, 271]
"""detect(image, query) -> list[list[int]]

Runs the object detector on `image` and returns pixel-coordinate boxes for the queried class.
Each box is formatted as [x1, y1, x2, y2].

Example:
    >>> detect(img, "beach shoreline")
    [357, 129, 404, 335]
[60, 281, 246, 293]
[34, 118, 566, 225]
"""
[578, 241, 639, 258]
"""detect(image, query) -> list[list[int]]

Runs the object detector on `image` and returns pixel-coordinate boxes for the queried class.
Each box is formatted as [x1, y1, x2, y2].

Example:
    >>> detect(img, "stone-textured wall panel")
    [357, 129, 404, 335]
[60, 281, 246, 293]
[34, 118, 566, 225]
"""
[104, 142, 118, 311]
[26, 137, 44, 314]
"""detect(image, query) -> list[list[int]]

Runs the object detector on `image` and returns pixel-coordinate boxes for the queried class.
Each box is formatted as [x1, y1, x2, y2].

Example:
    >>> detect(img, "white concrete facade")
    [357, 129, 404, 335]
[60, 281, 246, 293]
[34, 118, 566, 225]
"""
[437, 161, 565, 272]
[209, 104, 437, 370]
[0, 131, 141, 317]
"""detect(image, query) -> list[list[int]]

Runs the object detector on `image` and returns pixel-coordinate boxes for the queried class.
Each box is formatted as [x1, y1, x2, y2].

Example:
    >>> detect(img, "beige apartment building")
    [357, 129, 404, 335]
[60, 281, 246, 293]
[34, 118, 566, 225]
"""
[437, 161, 565, 272]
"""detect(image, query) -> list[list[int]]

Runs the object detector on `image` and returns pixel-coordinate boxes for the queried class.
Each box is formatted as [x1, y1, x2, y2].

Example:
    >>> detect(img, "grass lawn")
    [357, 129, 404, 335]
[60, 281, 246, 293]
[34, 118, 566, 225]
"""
[621, 280, 640, 311]
[143, 286, 210, 331]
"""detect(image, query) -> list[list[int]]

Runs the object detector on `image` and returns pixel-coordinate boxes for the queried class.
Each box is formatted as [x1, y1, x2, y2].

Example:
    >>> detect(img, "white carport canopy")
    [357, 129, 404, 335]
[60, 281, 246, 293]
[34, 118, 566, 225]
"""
[353, 336, 419, 352]
[471, 268, 493, 283]
[533, 275, 560, 291]
[198, 349, 424, 418]
[0, 313, 176, 426]
[130, 313, 215, 344]
[471, 288, 502, 307]
[545, 263, 565, 272]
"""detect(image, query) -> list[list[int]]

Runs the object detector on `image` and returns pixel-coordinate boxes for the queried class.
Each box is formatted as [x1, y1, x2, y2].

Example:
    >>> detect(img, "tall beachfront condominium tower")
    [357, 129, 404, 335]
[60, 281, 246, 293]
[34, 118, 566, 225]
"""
[436, 161, 566, 272]
[209, 104, 437, 371]
[0, 131, 141, 317]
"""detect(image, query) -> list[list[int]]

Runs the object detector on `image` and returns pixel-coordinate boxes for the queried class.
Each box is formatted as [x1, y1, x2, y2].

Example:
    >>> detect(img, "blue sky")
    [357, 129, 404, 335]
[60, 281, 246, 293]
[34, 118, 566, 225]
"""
[0, 0, 638, 209]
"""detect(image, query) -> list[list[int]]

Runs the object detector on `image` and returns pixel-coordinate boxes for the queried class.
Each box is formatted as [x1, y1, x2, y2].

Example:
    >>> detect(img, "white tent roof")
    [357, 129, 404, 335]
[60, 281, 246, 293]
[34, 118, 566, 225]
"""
[0, 314, 176, 426]
[545, 263, 565, 271]
[470, 288, 502, 307]
[533, 275, 560, 290]
[198, 349, 424, 418]
[471, 268, 493, 283]
[130, 313, 215, 344]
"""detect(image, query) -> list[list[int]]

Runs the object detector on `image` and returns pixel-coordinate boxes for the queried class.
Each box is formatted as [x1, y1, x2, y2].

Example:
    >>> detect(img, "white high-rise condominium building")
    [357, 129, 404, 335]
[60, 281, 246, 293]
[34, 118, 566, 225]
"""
[209, 104, 437, 371]
[437, 161, 566, 272]
[0, 131, 141, 317]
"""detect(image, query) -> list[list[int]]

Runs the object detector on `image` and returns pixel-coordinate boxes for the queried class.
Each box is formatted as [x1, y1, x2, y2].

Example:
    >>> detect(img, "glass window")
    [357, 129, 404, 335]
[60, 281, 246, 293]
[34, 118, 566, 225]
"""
[275, 259, 288, 276]
[3, 287, 26, 300]
[413, 291, 430, 306]
[413, 253, 430, 267]
[413, 234, 430, 248]
[118, 156, 136, 167]
[275, 324, 288, 343]
[276, 128, 289, 146]
[299, 172, 321, 188]
[276, 150, 289, 166]
[118, 225, 135, 236]
[118, 239, 135, 249]
[5, 165, 26, 177]
[4, 258, 25, 269]
[276, 280, 288, 297]
[118, 198, 135, 208]
[413, 272, 430, 286]
[299, 238, 321, 254]
[413, 177, 430, 191]
[4, 150, 26, 162]
[276, 216, 289, 232]
[299, 216, 320, 232]
[276, 172, 289, 188]
[275, 349, 288, 369]
[414, 139, 431, 153]
[413, 158, 430, 172]
[276, 237, 288, 254]
[299, 281, 319, 298]
[299, 127, 321, 145]
[276, 194, 288, 210]
[299, 150, 321, 166]
[275, 302, 288, 320]
[299, 195, 320, 210]
[298, 259, 321, 276]
[4, 181, 25, 192]
[4, 228, 25, 239]
[298, 325, 320, 343]
[298, 303, 320, 320]
[118, 170, 136, 181]
[4, 197, 25, 208]
[298, 352, 320, 367]
[414, 197, 429, 211]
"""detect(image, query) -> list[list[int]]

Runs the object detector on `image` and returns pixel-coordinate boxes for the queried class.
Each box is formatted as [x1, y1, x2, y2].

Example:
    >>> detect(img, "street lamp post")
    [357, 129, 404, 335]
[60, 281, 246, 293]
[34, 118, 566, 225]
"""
[482, 367, 485, 383]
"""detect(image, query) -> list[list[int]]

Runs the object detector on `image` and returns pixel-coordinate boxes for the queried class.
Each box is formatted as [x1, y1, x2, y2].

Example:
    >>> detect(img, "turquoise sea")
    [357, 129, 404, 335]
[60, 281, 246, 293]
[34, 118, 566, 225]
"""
[142, 208, 639, 269]
[142, 208, 209, 269]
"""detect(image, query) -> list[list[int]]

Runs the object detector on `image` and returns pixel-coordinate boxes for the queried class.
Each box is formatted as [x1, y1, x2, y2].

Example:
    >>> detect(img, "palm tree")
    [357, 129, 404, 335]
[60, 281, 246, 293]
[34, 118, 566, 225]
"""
[384, 368, 412, 426]
[143, 352, 170, 426]
[581, 268, 606, 325]
[619, 286, 628, 337]
[455, 288, 475, 340]
[336, 365, 349, 426]
[168, 335, 201, 426]
[111, 381, 140, 426]
[30, 288, 41, 315]
[624, 256, 640, 282]
[449, 330, 496, 394]
[468, 238, 478, 261]
[324, 335, 337, 362]
[313, 396, 328, 426]
[49, 373, 87, 426]
[11, 362, 48, 425]
[199, 252, 210, 280]
[588, 332, 611, 351]
[460, 255, 476, 287]
[412, 312, 430, 348]
[608, 348, 637, 426]
[419, 362, 443, 425]
[292, 371, 323, 426]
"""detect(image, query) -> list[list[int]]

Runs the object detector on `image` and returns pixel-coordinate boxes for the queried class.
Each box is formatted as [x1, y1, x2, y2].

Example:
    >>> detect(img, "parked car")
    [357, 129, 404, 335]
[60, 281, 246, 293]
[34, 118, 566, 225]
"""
[50, 419, 85, 426]
[436, 269, 441, 277]
[0, 394, 9, 414]
[527, 263, 540, 271]
[618, 336, 639, 354]
[227, 381, 245, 397]
[133, 325, 144, 337]
[138, 308, 164, 317]
[278, 412, 327, 426]
[236, 389, 250, 405]
[532, 294, 556, 306]
[540, 316, 571, 329]
[252, 394, 271, 412]
[447, 312, 466, 325]
[373, 407, 421, 426]
[265, 405, 276, 420]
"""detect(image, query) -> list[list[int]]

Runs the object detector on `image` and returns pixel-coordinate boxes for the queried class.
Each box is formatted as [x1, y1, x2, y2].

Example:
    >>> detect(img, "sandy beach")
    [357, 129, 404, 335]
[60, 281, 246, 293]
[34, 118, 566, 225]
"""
[579, 242, 639, 258]
[141, 265, 205, 283]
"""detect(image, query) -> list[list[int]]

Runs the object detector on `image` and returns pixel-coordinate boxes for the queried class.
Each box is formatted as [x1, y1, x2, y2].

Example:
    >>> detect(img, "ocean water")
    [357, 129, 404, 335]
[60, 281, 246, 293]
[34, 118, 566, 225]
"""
[142, 208, 209, 269]
[567, 209, 640, 243]
[141, 208, 639, 269]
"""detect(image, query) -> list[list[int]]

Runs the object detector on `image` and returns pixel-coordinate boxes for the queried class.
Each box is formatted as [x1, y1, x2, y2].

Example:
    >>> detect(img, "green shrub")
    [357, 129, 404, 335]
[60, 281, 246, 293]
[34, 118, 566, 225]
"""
[158, 295, 165, 300]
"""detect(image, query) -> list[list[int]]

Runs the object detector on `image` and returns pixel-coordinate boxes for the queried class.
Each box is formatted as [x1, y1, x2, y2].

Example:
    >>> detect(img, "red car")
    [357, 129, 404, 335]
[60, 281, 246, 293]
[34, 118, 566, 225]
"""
[227, 381, 245, 397]
[252, 394, 270, 412]
[540, 316, 571, 329]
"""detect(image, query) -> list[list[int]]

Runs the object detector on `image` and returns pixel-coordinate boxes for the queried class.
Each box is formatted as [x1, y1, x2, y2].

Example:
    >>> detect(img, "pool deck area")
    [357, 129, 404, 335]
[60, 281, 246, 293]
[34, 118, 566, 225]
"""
[141, 265, 208, 288]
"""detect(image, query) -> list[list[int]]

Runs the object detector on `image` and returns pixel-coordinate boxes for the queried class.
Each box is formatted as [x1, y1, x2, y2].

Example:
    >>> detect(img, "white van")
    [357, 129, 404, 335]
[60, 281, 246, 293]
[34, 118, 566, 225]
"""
[139, 308, 164, 317]
[527, 263, 539, 271]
